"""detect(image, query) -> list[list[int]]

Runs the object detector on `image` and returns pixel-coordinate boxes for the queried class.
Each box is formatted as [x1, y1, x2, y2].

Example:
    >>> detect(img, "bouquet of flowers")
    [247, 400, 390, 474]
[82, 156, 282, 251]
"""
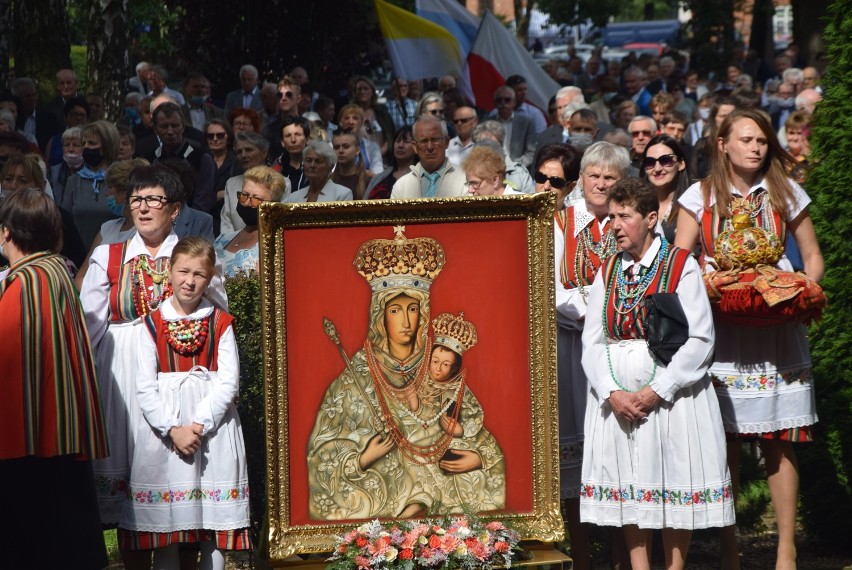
[327, 515, 523, 570]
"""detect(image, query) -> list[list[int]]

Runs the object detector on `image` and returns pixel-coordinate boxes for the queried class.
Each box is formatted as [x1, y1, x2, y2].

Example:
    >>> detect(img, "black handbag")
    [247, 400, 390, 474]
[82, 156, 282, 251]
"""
[645, 292, 689, 365]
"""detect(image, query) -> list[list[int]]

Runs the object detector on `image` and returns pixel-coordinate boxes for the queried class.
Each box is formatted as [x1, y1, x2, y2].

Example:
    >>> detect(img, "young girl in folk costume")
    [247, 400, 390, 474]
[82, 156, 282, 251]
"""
[119, 237, 250, 570]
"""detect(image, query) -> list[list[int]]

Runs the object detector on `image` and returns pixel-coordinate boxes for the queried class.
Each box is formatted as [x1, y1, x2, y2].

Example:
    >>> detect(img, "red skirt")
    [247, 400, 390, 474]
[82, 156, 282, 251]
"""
[726, 425, 813, 443]
[118, 527, 252, 551]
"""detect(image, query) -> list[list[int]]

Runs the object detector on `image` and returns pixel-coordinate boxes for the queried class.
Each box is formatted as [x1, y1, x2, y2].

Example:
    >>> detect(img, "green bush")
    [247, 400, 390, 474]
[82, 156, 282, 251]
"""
[70, 45, 88, 93]
[224, 271, 266, 548]
[797, 0, 852, 545]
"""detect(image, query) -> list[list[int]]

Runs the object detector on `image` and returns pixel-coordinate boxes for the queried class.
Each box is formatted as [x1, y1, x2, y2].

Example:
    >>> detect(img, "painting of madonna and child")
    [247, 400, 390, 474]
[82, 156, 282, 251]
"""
[276, 216, 554, 527]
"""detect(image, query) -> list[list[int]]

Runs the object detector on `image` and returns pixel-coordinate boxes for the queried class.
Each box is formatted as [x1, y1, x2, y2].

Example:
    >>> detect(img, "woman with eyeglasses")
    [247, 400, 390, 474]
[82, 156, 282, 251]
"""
[215, 166, 286, 277]
[462, 144, 520, 196]
[540, 141, 629, 570]
[639, 134, 690, 243]
[228, 107, 261, 135]
[220, 132, 289, 235]
[285, 140, 352, 203]
[79, 165, 227, 568]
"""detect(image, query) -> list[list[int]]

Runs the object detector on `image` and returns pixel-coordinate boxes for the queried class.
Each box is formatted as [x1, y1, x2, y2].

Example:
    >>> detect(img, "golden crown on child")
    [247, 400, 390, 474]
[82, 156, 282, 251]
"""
[433, 312, 479, 355]
[354, 226, 446, 292]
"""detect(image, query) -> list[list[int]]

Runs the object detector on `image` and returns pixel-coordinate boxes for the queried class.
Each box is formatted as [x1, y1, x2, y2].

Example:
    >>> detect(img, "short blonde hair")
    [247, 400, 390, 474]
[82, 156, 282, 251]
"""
[463, 145, 505, 180]
[243, 165, 286, 201]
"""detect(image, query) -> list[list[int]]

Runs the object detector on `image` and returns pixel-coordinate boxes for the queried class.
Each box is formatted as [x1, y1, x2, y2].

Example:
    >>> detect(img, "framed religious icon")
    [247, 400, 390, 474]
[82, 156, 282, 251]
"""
[259, 193, 563, 563]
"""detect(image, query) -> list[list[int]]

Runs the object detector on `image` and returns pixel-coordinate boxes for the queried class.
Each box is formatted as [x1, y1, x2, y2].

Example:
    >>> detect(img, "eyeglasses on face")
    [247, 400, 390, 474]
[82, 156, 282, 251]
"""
[453, 116, 475, 125]
[641, 154, 679, 170]
[236, 191, 266, 207]
[533, 171, 568, 189]
[279, 91, 295, 100]
[427, 108, 444, 116]
[630, 129, 653, 138]
[233, 120, 254, 128]
[464, 179, 484, 190]
[415, 137, 445, 147]
[206, 132, 227, 141]
[128, 195, 171, 209]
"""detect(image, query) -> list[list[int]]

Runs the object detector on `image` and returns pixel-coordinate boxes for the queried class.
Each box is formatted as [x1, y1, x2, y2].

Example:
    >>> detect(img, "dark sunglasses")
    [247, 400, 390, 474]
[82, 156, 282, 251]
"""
[279, 91, 295, 100]
[494, 97, 513, 104]
[630, 129, 653, 138]
[534, 171, 568, 189]
[453, 116, 475, 125]
[206, 132, 226, 141]
[642, 154, 679, 170]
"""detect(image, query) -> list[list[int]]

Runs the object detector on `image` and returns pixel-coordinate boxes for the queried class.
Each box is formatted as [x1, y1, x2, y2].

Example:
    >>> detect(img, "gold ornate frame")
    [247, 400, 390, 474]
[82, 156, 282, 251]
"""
[259, 194, 562, 563]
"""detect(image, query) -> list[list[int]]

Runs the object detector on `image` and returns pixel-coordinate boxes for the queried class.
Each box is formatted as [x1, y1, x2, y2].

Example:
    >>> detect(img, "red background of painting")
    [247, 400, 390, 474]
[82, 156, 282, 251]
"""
[281, 220, 534, 525]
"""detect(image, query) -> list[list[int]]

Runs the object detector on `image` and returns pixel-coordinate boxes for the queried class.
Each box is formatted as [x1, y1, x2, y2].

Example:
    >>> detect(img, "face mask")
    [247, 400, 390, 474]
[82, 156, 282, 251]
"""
[190, 96, 206, 107]
[698, 107, 710, 120]
[82, 147, 103, 167]
[125, 107, 140, 122]
[105, 195, 125, 217]
[569, 132, 594, 152]
[236, 202, 259, 227]
[63, 151, 84, 169]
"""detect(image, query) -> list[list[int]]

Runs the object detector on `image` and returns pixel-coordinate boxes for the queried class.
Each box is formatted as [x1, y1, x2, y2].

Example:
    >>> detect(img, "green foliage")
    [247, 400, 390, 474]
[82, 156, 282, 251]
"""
[683, 0, 736, 79]
[796, 0, 852, 545]
[103, 528, 120, 562]
[224, 271, 266, 548]
[129, 0, 185, 63]
[70, 45, 88, 93]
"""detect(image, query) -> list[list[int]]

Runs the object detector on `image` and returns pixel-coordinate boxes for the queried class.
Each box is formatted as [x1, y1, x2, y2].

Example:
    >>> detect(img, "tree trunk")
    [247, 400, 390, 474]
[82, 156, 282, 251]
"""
[86, 0, 130, 122]
[0, 0, 10, 91]
[12, 0, 72, 101]
[748, 0, 774, 68]
[792, 0, 828, 65]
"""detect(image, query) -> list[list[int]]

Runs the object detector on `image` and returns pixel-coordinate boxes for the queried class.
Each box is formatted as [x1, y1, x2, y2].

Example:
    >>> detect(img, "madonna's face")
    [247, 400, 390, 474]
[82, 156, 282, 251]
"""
[383, 293, 420, 349]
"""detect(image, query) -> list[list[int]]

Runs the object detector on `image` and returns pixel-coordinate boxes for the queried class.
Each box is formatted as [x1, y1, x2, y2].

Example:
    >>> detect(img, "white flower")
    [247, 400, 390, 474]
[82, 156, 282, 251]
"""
[385, 547, 398, 562]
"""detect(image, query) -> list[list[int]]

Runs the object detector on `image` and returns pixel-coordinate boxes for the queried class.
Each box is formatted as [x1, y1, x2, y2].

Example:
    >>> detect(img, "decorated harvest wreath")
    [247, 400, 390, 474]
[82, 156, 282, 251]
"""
[703, 198, 826, 327]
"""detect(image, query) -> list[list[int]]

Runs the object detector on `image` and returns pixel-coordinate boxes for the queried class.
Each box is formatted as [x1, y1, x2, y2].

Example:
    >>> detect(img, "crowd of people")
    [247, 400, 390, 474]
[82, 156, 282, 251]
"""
[0, 40, 824, 570]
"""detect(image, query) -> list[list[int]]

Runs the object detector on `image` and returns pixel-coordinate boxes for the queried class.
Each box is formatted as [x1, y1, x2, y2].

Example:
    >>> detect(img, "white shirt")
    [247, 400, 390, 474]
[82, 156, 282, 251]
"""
[446, 136, 474, 167]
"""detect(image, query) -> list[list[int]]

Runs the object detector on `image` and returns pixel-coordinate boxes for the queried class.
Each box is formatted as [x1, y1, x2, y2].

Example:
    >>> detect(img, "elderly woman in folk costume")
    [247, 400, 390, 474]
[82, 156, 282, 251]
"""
[307, 227, 504, 520]
[545, 141, 629, 570]
[581, 178, 734, 570]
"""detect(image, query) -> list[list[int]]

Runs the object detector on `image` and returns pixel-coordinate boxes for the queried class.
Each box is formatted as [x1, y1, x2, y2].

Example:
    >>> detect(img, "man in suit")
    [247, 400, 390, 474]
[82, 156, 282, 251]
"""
[181, 72, 223, 131]
[536, 86, 584, 148]
[11, 77, 60, 153]
[147, 65, 186, 106]
[127, 61, 150, 95]
[622, 66, 652, 116]
[139, 102, 215, 214]
[391, 115, 466, 199]
[224, 64, 263, 118]
[486, 86, 536, 167]
[46, 69, 80, 128]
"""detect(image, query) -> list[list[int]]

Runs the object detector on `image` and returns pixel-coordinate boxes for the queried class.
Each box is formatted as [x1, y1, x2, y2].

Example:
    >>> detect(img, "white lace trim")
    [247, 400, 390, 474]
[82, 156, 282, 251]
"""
[724, 414, 817, 435]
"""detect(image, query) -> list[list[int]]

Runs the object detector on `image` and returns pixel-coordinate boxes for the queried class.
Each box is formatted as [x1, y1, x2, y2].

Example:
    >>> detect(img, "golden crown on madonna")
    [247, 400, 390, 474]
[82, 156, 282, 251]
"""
[432, 312, 478, 355]
[354, 225, 446, 292]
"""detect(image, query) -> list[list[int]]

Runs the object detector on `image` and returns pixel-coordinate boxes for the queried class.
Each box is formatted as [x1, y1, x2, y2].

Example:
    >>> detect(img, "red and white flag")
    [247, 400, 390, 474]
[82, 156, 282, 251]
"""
[465, 11, 560, 112]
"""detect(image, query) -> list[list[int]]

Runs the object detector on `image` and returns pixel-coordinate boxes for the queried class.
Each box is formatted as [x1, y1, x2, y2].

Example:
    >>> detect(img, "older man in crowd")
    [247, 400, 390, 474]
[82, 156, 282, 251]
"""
[391, 114, 466, 199]
[446, 105, 478, 167]
[224, 64, 263, 117]
[627, 115, 656, 173]
[506, 75, 547, 134]
[486, 86, 536, 167]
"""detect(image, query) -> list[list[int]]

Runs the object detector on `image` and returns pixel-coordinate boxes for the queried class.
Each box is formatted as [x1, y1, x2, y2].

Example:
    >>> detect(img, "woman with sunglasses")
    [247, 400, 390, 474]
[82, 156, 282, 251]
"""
[204, 119, 237, 230]
[639, 134, 690, 243]
[215, 165, 286, 277]
[79, 165, 227, 568]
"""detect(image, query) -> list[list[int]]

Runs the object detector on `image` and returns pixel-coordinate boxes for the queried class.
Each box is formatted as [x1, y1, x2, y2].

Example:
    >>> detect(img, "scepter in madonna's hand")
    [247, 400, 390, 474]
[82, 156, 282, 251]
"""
[322, 317, 387, 433]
